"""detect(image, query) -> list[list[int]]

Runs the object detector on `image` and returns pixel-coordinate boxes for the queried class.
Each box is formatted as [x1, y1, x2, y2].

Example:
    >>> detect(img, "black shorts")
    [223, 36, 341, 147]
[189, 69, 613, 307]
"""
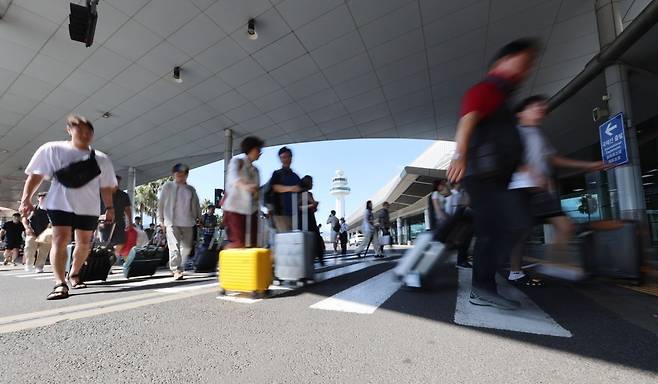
[47, 210, 98, 231]
[4, 239, 22, 250]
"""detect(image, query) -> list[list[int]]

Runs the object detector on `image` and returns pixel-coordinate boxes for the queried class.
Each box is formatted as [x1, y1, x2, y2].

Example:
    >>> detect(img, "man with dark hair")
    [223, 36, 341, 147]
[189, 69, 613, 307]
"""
[200, 205, 218, 248]
[447, 38, 539, 310]
[1, 213, 25, 266]
[269, 146, 301, 232]
[101, 175, 132, 256]
[22, 192, 52, 273]
[158, 163, 201, 280]
[507, 95, 603, 284]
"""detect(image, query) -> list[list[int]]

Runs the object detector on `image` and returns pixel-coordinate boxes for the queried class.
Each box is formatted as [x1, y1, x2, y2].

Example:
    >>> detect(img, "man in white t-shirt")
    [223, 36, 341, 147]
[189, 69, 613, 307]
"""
[19, 114, 117, 300]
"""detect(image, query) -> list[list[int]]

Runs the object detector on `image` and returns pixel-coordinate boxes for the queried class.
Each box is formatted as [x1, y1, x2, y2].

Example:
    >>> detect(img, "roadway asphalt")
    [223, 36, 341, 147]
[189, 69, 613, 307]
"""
[0, 249, 656, 384]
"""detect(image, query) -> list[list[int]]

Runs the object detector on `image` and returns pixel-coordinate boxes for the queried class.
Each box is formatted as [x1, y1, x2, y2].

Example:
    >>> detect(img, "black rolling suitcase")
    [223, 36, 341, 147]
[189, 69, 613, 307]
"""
[66, 224, 117, 282]
[193, 239, 221, 273]
[123, 244, 164, 278]
[581, 220, 645, 283]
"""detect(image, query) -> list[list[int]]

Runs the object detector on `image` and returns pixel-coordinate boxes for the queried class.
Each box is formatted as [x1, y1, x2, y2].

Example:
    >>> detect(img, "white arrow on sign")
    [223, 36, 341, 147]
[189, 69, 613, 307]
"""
[605, 122, 617, 136]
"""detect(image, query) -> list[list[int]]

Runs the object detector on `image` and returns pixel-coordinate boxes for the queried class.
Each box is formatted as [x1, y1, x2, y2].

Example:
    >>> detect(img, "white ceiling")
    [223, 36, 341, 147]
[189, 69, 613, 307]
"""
[0, 0, 650, 207]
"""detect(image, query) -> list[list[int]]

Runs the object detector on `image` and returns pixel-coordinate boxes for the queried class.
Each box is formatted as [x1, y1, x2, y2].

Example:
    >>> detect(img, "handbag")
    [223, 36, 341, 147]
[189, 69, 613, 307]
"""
[54, 149, 101, 188]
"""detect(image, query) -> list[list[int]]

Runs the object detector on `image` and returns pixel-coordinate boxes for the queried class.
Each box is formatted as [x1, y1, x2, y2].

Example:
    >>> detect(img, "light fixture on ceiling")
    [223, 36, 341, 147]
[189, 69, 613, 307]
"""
[642, 174, 653, 178]
[173, 66, 182, 83]
[648, 168, 658, 173]
[572, 188, 584, 192]
[643, 182, 654, 186]
[247, 18, 258, 40]
[102, 111, 111, 118]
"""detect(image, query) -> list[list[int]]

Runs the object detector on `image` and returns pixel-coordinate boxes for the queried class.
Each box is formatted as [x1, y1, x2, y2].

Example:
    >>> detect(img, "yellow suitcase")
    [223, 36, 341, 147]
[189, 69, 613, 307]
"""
[218, 248, 272, 298]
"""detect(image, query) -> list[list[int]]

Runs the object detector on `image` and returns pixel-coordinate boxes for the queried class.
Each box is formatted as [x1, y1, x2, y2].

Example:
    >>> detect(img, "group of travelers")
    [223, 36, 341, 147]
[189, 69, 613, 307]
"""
[8, 37, 602, 308]
[446, 38, 603, 310]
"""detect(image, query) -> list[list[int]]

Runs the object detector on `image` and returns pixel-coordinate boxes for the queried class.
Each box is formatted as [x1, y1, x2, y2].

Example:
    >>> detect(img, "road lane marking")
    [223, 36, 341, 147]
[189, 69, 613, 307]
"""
[310, 270, 401, 314]
[453, 268, 572, 337]
[0, 286, 218, 334]
[17, 273, 53, 278]
[216, 260, 390, 305]
[155, 282, 218, 293]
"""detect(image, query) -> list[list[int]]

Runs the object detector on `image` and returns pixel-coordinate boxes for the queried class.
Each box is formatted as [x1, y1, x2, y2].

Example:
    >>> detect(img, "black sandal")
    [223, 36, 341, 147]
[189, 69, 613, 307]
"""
[46, 283, 69, 300]
[68, 274, 87, 289]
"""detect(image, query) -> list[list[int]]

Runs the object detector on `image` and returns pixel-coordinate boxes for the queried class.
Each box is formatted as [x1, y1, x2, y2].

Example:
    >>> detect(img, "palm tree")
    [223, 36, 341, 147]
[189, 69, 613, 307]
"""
[201, 198, 213, 212]
[134, 176, 172, 224]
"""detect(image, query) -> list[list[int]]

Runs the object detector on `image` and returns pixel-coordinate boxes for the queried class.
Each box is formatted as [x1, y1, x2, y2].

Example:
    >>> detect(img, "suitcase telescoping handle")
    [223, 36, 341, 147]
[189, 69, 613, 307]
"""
[94, 221, 116, 248]
[291, 192, 309, 232]
[244, 194, 261, 248]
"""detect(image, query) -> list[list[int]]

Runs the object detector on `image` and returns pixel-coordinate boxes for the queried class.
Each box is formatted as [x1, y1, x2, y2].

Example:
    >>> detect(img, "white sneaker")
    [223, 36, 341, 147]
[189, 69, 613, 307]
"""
[35, 267, 44, 274]
[25, 265, 34, 272]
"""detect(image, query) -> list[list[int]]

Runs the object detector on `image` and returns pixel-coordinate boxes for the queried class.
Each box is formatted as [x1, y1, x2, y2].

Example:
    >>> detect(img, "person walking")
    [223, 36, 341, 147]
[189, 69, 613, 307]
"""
[100, 175, 133, 256]
[507, 95, 604, 285]
[1, 213, 25, 266]
[22, 192, 52, 273]
[354, 201, 381, 258]
[157, 163, 201, 280]
[19, 114, 117, 300]
[326, 210, 340, 255]
[378, 202, 391, 256]
[222, 137, 263, 249]
[200, 205, 218, 248]
[268, 147, 301, 232]
[339, 218, 349, 256]
[447, 38, 540, 310]
[299, 175, 324, 266]
[429, 179, 450, 231]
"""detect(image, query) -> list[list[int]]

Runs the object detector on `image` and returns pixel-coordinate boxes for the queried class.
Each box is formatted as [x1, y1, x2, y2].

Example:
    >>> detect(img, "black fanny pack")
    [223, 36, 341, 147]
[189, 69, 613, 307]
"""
[54, 149, 101, 188]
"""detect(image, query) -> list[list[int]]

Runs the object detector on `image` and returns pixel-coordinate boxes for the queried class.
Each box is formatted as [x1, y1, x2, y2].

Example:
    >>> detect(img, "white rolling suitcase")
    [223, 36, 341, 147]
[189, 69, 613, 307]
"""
[273, 193, 316, 284]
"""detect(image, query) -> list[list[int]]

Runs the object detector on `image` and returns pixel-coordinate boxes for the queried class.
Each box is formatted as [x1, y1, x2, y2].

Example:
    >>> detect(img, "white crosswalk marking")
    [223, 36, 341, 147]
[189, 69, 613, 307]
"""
[310, 270, 401, 314]
[453, 268, 572, 337]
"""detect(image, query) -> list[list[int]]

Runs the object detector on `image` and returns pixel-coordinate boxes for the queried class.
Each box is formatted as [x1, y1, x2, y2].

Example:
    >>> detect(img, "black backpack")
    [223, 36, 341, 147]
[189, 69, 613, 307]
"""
[28, 208, 50, 236]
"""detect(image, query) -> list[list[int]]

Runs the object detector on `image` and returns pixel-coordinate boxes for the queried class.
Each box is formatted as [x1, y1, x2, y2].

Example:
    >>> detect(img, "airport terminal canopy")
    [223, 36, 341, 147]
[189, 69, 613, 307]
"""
[0, 0, 652, 208]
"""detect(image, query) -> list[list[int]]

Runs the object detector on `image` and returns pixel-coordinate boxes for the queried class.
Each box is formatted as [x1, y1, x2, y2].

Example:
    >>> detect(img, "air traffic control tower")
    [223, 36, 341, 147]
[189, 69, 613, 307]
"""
[330, 170, 351, 219]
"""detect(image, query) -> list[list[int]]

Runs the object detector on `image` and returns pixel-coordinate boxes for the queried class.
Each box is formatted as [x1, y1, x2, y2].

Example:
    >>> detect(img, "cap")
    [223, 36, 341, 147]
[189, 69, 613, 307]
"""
[37, 192, 47, 197]
[172, 163, 190, 173]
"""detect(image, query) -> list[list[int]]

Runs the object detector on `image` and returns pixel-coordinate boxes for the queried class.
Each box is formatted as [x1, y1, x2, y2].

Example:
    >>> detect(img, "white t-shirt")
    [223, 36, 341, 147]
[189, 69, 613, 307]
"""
[431, 191, 447, 219]
[173, 185, 194, 227]
[25, 141, 117, 216]
[509, 125, 556, 189]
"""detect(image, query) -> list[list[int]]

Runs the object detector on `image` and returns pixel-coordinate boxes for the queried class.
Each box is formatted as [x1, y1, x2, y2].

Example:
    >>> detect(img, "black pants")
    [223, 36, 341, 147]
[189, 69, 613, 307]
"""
[463, 177, 531, 292]
[339, 233, 348, 255]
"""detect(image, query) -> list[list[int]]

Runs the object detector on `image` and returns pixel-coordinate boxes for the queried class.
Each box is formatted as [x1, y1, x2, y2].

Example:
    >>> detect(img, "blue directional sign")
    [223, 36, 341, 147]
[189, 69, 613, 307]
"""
[599, 112, 628, 167]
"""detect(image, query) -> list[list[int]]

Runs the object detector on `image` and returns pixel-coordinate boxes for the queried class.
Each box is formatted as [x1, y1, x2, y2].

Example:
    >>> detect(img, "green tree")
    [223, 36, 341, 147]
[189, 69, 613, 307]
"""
[134, 176, 172, 224]
[201, 198, 213, 212]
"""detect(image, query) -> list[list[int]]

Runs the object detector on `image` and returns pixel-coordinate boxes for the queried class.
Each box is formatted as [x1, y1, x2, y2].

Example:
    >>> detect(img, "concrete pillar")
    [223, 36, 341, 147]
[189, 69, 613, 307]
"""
[596, 0, 646, 220]
[423, 208, 431, 231]
[397, 217, 403, 245]
[127, 166, 136, 219]
[223, 128, 233, 190]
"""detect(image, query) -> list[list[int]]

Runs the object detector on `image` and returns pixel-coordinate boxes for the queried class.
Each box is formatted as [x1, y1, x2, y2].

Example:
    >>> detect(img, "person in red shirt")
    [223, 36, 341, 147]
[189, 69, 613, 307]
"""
[447, 38, 539, 310]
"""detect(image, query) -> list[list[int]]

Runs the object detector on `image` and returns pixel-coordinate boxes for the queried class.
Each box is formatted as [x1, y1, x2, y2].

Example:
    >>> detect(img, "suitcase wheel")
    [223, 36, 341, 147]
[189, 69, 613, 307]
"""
[218, 288, 226, 296]
[296, 280, 306, 287]
[251, 291, 266, 299]
[272, 279, 281, 286]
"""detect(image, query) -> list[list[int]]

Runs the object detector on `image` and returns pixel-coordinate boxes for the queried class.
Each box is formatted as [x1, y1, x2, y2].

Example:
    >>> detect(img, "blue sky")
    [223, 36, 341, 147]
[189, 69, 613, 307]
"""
[186, 138, 433, 224]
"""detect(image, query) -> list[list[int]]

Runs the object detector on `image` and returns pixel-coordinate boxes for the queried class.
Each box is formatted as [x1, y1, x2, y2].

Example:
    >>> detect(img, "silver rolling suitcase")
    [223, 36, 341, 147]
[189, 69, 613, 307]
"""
[274, 193, 316, 284]
[394, 232, 454, 289]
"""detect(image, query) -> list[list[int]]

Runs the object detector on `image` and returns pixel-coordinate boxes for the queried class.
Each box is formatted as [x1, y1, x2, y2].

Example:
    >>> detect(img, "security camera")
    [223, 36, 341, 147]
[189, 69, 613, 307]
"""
[592, 107, 609, 122]
[247, 19, 258, 40]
